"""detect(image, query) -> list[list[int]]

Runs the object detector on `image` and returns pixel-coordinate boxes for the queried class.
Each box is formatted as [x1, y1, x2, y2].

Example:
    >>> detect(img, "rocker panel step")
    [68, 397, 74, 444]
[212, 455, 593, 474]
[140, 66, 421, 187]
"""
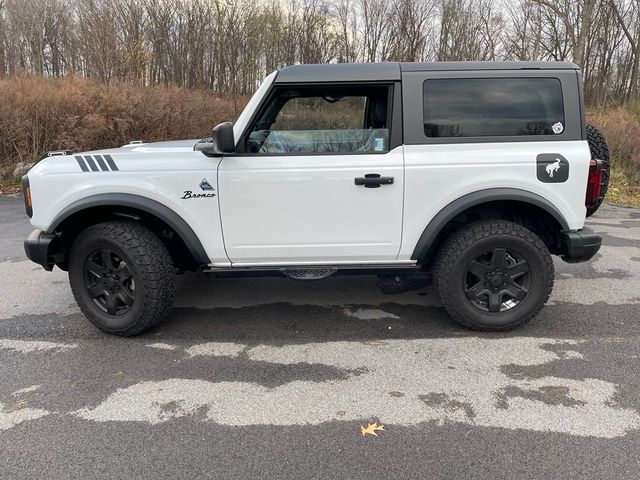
[281, 268, 337, 280]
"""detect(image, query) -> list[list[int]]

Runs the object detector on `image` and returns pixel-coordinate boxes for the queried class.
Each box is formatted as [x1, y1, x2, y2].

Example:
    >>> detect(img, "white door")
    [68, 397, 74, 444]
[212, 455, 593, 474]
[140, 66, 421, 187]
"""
[218, 84, 404, 265]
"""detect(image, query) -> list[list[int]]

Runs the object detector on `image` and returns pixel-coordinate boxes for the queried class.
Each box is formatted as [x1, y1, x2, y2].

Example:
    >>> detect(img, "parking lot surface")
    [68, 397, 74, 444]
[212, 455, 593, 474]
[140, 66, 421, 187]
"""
[1, 193, 639, 479]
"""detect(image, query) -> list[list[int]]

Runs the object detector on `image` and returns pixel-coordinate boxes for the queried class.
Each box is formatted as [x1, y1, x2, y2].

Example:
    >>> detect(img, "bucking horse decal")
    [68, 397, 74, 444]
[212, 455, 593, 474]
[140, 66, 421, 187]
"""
[546, 159, 562, 178]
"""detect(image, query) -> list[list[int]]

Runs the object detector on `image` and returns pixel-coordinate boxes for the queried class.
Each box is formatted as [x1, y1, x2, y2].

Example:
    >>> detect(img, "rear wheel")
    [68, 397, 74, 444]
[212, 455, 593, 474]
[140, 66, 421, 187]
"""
[434, 220, 554, 331]
[69, 221, 176, 336]
[586, 124, 610, 217]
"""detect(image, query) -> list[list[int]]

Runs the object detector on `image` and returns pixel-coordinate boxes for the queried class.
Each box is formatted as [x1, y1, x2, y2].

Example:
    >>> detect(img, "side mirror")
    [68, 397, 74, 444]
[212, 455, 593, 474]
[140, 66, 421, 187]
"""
[194, 122, 235, 155]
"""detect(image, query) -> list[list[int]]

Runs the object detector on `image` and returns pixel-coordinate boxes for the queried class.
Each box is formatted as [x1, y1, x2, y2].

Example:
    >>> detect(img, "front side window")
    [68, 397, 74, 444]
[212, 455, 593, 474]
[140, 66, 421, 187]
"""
[423, 78, 565, 138]
[245, 86, 390, 154]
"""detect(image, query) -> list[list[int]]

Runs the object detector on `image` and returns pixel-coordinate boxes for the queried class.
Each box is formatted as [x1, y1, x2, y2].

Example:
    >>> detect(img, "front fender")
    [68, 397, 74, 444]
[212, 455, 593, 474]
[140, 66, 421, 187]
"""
[48, 193, 210, 265]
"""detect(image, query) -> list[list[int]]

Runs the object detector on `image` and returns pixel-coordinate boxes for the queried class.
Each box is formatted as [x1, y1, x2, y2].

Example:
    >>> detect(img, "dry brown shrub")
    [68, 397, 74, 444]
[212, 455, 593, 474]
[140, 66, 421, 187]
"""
[587, 106, 640, 181]
[0, 75, 242, 173]
[1, 74, 639, 187]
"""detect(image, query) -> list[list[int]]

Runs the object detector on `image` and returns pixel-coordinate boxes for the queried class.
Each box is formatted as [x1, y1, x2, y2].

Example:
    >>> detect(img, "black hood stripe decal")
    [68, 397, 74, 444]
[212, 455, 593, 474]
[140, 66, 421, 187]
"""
[94, 154, 108, 171]
[75, 154, 119, 172]
[84, 155, 99, 172]
[104, 155, 119, 171]
[75, 156, 89, 172]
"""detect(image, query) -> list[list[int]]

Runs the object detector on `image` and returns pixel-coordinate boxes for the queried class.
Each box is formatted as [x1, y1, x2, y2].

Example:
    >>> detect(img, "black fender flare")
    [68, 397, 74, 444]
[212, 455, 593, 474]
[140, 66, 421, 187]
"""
[48, 193, 210, 265]
[410, 188, 570, 260]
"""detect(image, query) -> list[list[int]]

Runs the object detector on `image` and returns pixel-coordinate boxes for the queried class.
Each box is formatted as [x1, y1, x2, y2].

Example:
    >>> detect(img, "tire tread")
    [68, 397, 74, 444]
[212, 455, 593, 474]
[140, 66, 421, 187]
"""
[585, 124, 610, 217]
[69, 221, 176, 336]
[434, 220, 554, 331]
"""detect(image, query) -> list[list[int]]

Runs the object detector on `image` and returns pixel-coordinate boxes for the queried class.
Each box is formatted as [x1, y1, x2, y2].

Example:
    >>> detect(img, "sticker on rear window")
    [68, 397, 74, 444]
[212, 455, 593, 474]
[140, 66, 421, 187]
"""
[552, 122, 564, 134]
[373, 138, 385, 152]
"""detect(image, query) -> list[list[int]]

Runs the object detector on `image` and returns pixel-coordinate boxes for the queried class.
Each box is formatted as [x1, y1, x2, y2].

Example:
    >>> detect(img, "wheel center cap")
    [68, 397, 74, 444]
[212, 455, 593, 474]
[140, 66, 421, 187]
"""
[490, 274, 503, 287]
[105, 277, 118, 291]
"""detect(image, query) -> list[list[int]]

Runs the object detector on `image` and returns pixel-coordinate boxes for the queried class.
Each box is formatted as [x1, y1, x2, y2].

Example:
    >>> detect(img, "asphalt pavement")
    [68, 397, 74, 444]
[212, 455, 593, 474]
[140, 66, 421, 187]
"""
[1, 192, 639, 479]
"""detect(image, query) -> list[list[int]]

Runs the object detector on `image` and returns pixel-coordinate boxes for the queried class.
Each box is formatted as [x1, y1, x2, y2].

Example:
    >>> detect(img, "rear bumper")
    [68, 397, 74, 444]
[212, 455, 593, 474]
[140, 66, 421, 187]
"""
[560, 226, 602, 263]
[24, 229, 57, 271]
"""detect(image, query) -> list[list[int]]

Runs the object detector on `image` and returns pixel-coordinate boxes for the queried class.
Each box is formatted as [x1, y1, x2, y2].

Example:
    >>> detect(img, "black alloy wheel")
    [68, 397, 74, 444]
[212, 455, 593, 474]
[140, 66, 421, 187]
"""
[464, 247, 531, 313]
[84, 249, 136, 315]
[434, 220, 554, 331]
[68, 221, 176, 336]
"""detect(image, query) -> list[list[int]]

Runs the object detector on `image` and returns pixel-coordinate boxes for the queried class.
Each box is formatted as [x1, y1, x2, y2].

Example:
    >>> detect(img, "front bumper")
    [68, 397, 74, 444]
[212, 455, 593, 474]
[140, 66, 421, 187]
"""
[24, 229, 58, 271]
[560, 226, 602, 263]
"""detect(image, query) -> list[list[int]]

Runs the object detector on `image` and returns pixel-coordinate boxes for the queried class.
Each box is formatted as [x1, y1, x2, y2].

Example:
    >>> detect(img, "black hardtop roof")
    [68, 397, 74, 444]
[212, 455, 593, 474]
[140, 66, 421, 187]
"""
[275, 61, 579, 83]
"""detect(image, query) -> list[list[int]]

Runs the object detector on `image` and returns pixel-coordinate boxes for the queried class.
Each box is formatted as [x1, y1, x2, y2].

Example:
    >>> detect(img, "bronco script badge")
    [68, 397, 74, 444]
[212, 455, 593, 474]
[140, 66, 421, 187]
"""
[181, 178, 216, 199]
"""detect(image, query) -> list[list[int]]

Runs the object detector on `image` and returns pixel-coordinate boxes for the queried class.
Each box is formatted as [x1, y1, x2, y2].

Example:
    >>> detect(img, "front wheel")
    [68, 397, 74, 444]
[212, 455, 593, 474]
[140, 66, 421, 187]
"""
[68, 221, 176, 336]
[434, 220, 554, 331]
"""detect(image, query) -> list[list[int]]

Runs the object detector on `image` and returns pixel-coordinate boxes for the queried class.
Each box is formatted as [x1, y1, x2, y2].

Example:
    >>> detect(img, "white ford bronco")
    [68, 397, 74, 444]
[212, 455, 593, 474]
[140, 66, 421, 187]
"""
[22, 62, 609, 336]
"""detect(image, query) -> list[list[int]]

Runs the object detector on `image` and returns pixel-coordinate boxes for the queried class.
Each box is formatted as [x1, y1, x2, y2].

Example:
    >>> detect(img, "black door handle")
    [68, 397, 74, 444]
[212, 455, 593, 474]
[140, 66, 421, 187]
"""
[354, 173, 394, 188]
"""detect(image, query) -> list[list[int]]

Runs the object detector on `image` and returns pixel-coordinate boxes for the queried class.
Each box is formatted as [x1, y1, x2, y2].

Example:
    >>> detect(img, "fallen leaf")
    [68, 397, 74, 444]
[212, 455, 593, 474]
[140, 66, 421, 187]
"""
[389, 391, 405, 398]
[361, 422, 385, 437]
[550, 386, 570, 395]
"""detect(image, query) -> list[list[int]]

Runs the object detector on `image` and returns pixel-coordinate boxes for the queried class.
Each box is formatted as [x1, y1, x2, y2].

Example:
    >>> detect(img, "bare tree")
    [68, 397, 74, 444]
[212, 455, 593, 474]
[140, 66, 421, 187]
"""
[438, 0, 501, 61]
[387, 0, 436, 61]
[360, 0, 390, 61]
[530, 0, 597, 68]
[0, 0, 6, 77]
[608, 0, 640, 101]
[504, 0, 544, 60]
[333, 0, 362, 62]
[0, 0, 639, 105]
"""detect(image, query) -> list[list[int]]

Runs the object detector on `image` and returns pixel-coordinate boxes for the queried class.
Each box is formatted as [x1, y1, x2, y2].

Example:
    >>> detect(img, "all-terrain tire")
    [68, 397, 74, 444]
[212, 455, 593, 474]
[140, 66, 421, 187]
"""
[586, 124, 610, 217]
[69, 221, 176, 336]
[434, 220, 554, 331]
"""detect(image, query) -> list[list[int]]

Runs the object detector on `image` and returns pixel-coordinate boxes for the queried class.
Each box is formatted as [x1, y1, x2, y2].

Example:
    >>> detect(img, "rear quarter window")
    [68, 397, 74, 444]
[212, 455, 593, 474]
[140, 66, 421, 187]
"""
[423, 78, 565, 138]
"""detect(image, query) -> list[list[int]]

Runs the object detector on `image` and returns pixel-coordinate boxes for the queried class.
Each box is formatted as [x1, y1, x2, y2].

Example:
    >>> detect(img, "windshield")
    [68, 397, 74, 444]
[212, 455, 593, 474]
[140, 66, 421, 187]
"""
[233, 71, 278, 142]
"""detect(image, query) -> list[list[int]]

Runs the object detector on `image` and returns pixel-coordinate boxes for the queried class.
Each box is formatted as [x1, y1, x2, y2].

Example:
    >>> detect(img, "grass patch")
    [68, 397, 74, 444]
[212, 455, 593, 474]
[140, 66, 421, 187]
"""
[587, 107, 640, 209]
[0, 181, 20, 195]
[0, 165, 20, 194]
[607, 167, 640, 208]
